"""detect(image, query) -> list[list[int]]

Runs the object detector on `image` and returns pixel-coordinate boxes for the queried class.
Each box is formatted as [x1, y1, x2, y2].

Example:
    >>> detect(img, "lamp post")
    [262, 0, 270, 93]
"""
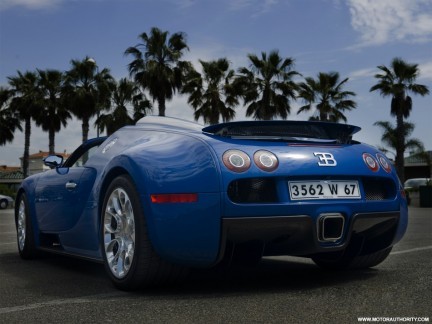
[86, 57, 100, 137]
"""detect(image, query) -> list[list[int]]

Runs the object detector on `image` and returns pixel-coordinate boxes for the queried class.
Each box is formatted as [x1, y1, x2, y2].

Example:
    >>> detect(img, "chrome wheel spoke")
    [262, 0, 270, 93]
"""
[17, 200, 26, 251]
[103, 187, 136, 279]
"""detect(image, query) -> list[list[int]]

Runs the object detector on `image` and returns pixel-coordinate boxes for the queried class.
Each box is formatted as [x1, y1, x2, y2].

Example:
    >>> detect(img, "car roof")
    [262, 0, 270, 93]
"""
[135, 116, 203, 133]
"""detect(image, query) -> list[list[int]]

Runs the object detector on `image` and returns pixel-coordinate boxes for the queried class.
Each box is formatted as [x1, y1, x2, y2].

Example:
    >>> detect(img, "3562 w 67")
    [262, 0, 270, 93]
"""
[289, 180, 361, 200]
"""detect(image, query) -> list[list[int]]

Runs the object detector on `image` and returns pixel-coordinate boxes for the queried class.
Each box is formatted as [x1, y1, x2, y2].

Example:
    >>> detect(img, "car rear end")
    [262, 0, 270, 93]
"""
[202, 121, 408, 264]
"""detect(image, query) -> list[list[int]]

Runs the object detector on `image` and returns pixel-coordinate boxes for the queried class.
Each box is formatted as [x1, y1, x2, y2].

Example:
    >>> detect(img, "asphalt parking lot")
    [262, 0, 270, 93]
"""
[0, 207, 431, 323]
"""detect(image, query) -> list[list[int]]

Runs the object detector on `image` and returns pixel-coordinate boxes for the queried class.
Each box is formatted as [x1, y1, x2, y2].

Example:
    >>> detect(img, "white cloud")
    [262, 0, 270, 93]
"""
[418, 61, 432, 81]
[347, 0, 432, 47]
[348, 67, 376, 81]
[228, 0, 255, 11]
[228, 0, 280, 17]
[0, 0, 61, 11]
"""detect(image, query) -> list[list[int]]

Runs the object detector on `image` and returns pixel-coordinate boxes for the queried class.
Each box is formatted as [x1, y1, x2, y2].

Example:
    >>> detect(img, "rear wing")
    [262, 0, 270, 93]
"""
[202, 120, 361, 144]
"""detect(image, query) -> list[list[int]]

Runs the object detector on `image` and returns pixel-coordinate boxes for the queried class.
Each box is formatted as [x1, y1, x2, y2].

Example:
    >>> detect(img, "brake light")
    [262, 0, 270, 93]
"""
[222, 150, 251, 173]
[363, 153, 379, 172]
[253, 150, 279, 172]
[376, 153, 392, 173]
[150, 194, 198, 204]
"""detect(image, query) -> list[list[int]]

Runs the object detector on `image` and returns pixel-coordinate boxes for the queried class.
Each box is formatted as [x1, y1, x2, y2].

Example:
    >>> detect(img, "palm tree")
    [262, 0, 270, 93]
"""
[7, 71, 41, 178]
[35, 69, 71, 155]
[297, 72, 357, 122]
[64, 57, 114, 143]
[235, 50, 299, 120]
[370, 58, 429, 182]
[96, 78, 152, 136]
[182, 58, 238, 125]
[374, 120, 425, 159]
[125, 27, 191, 117]
[0, 87, 22, 146]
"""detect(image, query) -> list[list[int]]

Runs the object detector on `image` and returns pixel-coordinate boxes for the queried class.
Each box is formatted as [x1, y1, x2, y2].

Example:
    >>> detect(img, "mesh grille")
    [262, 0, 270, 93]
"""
[227, 177, 397, 204]
[362, 178, 396, 201]
[228, 178, 278, 203]
[219, 124, 331, 139]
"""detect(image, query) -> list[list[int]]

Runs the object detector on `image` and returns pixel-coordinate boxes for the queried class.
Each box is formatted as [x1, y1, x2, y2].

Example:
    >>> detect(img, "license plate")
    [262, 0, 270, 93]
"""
[289, 180, 361, 200]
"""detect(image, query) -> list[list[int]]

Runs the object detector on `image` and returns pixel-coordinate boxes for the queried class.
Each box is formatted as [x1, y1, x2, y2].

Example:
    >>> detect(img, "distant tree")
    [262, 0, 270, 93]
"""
[374, 121, 425, 158]
[64, 57, 114, 143]
[96, 78, 152, 136]
[297, 72, 357, 122]
[7, 71, 41, 178]
[35, 69, 71, 155]
[125, 27, 191, 117]
[370, 58, 429, 182]
[235, 50, 299, 120]
[182, 58, 238, 124]
[0, 87, 22, 146]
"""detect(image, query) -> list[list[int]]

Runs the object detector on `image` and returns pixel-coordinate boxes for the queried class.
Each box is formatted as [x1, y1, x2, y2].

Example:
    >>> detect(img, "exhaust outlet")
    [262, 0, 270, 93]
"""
[318, 213, 345, 242]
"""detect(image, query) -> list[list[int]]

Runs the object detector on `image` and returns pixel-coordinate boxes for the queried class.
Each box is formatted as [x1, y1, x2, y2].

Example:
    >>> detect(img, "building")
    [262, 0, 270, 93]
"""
[0, 166, 23, 192]
[20, 151, 70, 176]
[0, 151, 70, 192]
[404, 150, 432, 180]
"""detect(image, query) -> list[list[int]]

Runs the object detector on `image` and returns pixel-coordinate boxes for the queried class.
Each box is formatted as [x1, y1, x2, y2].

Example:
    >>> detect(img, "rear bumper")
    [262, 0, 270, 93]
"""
[217, 211, 400, 262]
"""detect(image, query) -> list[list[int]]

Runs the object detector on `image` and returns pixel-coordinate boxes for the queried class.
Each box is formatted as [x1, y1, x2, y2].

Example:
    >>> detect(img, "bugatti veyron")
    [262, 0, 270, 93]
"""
[15, 116, 408, 290]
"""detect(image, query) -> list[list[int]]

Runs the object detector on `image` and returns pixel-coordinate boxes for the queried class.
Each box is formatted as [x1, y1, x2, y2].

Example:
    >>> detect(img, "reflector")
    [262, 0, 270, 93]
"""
[150, 193, 198, 203]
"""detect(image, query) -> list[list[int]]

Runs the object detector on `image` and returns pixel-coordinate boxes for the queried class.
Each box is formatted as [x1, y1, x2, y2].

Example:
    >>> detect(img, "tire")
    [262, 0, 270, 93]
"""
[15, 193, 38, 259]
[101, 175, 186, 290]
[0, 199, 8, 209]
[312, 247, 392, 270]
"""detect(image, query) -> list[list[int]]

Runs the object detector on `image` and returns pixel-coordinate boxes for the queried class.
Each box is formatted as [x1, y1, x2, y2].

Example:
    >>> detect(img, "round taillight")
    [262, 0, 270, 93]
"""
[376, 153, 392, 173]
[253, 150, 279, 172]
[222, 150, 251, 172]
[363, 153, 379, 172]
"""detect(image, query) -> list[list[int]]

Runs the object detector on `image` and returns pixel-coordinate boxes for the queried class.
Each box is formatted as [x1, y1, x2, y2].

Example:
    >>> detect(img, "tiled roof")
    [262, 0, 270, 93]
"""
[0, 170, 23, 180]
[20, 151, 71, 160]
[0, 165, 21, 172]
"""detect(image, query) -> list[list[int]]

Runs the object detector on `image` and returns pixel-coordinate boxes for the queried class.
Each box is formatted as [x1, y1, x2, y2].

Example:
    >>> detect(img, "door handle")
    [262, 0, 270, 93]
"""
[65, 181, 77, 190]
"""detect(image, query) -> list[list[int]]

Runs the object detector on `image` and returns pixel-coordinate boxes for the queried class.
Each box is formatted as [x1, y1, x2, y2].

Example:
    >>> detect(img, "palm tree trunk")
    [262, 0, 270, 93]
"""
[49, 129, 55, 155]
[82, 117, 90, 143]
[158, 96, 166, 117]
[395, 112, 405, 183]
[22, 117, 31, 178]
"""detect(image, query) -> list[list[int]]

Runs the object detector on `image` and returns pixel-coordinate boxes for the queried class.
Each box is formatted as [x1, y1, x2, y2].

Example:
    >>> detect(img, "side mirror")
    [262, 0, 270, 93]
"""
[43, 155, 64, 169]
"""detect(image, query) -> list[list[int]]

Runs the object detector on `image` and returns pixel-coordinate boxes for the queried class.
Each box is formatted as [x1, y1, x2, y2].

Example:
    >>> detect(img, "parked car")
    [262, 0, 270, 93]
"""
[0, 194, 13, 209]
[404, 178, 430, 205]
[15, 116, 408, 290]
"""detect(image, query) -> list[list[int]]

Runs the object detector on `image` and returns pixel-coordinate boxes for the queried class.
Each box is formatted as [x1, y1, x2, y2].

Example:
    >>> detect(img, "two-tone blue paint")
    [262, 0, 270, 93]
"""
[17, 116, 408, 267]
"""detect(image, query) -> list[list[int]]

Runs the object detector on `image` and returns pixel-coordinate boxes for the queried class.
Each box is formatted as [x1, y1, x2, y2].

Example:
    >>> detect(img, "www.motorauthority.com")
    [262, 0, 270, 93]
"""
[358, 317, 429, 322]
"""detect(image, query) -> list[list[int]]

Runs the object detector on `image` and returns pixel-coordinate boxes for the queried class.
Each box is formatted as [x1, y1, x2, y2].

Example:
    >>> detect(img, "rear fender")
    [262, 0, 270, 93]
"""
[99, 135, 223, 266]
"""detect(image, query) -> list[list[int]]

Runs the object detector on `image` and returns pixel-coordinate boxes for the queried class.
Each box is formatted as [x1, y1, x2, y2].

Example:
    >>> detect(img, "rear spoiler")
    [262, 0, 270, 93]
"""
[202, 120, 361, 144]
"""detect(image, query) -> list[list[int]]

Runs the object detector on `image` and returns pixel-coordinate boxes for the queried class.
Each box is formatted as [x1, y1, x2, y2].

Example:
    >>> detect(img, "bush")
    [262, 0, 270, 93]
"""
[0, 184, 17, 199]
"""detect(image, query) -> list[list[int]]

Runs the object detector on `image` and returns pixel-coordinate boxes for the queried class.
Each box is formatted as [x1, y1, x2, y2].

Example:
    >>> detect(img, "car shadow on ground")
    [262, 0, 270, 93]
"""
[0, 251, 380, 297]
[155, 257, 380, 296]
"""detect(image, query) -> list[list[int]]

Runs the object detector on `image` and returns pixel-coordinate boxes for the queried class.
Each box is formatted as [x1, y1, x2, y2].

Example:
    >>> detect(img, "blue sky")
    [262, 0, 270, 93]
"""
[1, 0, 431, 166]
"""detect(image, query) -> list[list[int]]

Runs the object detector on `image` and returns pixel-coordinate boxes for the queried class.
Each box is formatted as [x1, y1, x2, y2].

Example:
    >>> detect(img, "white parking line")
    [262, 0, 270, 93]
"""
[0, 292, 126, 314]
[390, 246, 432, 255]
[0, 242, 16, 245]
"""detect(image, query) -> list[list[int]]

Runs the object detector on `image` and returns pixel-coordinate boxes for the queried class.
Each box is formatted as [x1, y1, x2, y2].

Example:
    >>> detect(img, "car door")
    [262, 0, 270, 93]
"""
[35, 167, 97, 232]
[34, 137, 106, 232]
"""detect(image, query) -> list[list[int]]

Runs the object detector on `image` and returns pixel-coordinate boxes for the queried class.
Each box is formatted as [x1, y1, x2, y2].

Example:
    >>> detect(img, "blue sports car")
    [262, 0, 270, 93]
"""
[15, 116, 408, 290]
